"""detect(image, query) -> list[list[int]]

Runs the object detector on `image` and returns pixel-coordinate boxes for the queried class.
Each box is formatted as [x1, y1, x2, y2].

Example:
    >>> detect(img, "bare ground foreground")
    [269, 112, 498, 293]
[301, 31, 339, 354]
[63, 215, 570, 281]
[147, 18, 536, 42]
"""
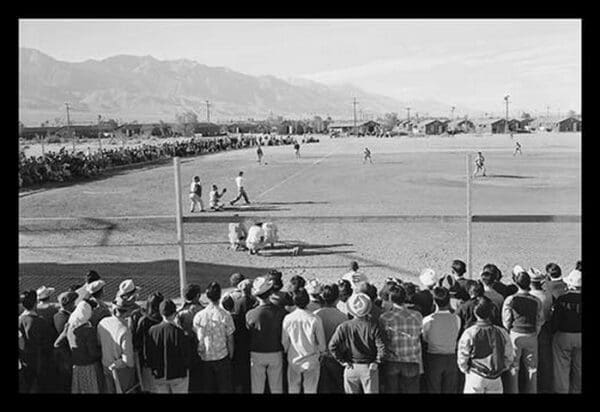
[19, 133, 581, 299]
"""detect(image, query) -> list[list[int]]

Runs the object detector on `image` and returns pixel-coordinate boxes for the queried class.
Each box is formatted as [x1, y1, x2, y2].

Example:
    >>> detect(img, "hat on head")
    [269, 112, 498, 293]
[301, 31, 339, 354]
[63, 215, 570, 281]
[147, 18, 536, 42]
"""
[58, 291, 78, 307]
[113, 295, 137, 314]
[306, 279, 323, 296]
[528, 267, 545, 282]
[68, 300, 93, 330]
[419, 268, 438, 288]
[118, 279, 140, 297]
[564, 270, 582, 288]
[36, 286, 56, 300]
[512, 265, 525, 276]
[86, 280, 106, 295]
[252, 276, 273, 297]
[346, 293, 372, 318]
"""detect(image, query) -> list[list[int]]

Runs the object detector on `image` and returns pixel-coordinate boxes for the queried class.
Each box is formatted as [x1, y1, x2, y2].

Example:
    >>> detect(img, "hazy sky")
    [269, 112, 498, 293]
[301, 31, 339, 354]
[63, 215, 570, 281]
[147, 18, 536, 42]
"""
[19, 19, 581, 114]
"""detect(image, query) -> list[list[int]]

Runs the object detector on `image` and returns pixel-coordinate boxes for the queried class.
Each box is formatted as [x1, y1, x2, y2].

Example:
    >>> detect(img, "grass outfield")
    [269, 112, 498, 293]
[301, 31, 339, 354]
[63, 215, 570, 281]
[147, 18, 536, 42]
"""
[19, 133, 581, 299]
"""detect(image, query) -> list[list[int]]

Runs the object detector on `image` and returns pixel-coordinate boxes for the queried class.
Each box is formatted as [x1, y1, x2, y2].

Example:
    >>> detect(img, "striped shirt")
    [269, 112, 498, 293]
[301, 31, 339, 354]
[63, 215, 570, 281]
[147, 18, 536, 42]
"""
[378, 304, 423, 370]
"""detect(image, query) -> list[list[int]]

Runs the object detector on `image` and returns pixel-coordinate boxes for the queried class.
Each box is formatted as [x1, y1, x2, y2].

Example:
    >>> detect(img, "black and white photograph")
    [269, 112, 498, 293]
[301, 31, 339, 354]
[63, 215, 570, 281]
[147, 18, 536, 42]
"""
[18, 18, 582, 395]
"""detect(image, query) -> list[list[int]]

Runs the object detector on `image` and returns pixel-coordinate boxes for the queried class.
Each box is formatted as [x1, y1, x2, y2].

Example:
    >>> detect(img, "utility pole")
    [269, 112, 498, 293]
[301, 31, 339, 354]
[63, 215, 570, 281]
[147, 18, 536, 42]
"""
[504, 94, 510, 133]
[451, 106, 456, 121]
[65, 102, 74, 152]
[405, 107, 411, 121]
[97, 115, 102, 152]
[206, 100, 211, 123]
[353, 97, 359, 137]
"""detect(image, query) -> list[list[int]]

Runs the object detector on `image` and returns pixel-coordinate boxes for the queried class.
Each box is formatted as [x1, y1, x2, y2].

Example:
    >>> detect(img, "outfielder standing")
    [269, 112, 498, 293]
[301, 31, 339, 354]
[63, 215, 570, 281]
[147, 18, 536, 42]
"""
[189, 176, 205, 213]
[257, 145, 264, 164]
[363, 147, 373, 164]
[513, 140, 522, 156]
[230, 171, 251, 206]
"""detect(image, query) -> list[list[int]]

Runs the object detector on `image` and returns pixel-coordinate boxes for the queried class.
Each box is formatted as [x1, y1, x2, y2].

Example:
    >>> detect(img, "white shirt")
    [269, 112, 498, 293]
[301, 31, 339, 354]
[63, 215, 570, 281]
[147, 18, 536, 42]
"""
[235, 176, 244, 189]
[281, 308, 326, 370]
[246, 225, 264, 247]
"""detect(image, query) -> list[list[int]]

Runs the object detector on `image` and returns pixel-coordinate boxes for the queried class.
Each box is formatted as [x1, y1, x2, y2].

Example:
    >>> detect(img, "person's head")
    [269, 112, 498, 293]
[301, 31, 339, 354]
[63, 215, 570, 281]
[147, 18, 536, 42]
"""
[432, 287, 451, 309]
[482, 264, 501, 282]
[239, 171, 244, 176]
[58, 291, 79, 313]
[564, 269, 582, 291]
[20, 290, 37, 311]
[193, 176, 200, 182]
[477, 151, 482, 155]
[513, 271, 531, 291]
[36, 286, 55, 303]
[113, 296, 136, 319]
[480, 270, 495, 287]
[206, 281, 222, 303]
[402, 282, 418, 303]
[252, 276, 273, 301]
[86, 280, 106, 299]
[221, 295, 235, 312]
[184, 284, 202, 303]
[346, 293, 372, 319]
[321, 284, 340, 306]
[546, 263, 562, 279]
[420, 268, 438, 290]
[146, 292, 164, 317]
[86, 270, 101, 284]
[467, 280, 484, 299]
[473, 297, 494, 322]
[452, 260, 467, 277]
[528, 268, 545, 290]
[267, 270, 284, 291]
[230, 273, 245, 288]
[159, 299, 177, 321]
[292, 288, 310, 309]
[212, 184, 217, 190]
[289, 275, 306, 290]
[350, 261, 359, 272]
[357, 282, 377, 302]
[389, 284, 406, 306]
[575, 260, 582, 272]
[337, 279, 353, 302]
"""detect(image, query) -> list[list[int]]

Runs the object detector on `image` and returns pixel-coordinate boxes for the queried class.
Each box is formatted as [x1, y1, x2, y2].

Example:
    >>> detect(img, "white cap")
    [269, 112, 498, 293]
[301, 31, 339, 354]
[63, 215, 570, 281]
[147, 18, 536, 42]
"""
[564, 270, 582, 288]
[419, 268, 438, 288]
[512, 265, 525, 276]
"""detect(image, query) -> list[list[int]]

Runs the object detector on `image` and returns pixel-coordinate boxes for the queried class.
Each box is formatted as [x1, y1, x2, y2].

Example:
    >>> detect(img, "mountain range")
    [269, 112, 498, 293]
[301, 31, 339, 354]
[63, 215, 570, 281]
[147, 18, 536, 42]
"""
[19, 48, 482, 126]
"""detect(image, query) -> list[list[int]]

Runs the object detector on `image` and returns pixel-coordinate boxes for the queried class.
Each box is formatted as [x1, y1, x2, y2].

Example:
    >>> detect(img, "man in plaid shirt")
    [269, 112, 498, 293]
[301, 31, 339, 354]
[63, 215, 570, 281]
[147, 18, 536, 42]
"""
[378, 284, 423, 393]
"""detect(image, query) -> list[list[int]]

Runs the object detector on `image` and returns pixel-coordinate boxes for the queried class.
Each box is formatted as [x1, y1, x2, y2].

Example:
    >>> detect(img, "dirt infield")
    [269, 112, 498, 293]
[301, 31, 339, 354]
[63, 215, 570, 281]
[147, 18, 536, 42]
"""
[19, 133, 581, 298]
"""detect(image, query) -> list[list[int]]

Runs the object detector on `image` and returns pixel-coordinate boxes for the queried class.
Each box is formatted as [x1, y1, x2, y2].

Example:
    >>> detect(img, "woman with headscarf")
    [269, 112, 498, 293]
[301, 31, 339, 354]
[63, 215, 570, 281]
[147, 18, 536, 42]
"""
[65, 300, 103, 393]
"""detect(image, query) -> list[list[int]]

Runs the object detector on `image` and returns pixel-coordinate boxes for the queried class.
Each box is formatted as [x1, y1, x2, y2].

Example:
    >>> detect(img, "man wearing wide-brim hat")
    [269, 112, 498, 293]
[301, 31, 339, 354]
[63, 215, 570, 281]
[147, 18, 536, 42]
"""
[36, 286, 59, 325]
[328, 292, 385, 394]
[245, 276, 287, 393]
[550, 269, 582, 393]
[96, 295, 138, 393]
[86, 280, 112, 329]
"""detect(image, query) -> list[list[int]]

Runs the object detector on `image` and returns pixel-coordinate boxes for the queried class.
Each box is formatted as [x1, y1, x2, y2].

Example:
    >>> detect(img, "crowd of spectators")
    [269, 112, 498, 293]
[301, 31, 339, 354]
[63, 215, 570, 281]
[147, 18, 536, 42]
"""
[18, 259, 581, 394]
[19, 134, 315, 188]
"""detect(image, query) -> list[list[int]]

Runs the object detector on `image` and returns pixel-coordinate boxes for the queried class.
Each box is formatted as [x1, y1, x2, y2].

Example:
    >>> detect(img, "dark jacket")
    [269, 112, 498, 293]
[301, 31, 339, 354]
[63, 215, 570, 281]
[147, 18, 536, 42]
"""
[328, 318, 386, 365]
[491, 282, 518, 299]
[147, 321, 192, 380]
[53, 310, 70, 335]
[135, 313, 162, 366]
[246, 302, 287, 353]
[67, 323, 102, 366]
[502, 292, 541, 334]
[18, 311, 57, 392]
[545, 279, 569, 301]
[450, 277, 470, 302]
[457, 321, 513, 379]
[456, 296, 502, 335]
[551, 291, 581, 333]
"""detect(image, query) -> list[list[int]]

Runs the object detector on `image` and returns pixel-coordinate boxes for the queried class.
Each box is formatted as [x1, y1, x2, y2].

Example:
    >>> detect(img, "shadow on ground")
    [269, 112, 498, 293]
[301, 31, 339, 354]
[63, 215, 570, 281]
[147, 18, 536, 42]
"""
[19, 260, 274, 298]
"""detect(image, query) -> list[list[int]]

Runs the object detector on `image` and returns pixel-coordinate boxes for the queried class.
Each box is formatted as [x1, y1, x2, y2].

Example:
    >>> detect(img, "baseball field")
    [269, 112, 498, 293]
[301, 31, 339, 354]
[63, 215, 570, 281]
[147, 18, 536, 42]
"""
[19, 132, 581, 299]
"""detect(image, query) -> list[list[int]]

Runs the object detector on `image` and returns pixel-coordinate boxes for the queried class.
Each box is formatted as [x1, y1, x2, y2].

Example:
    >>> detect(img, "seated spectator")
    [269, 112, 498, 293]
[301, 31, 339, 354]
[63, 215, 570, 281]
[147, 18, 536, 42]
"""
[457, 298, 514, 394]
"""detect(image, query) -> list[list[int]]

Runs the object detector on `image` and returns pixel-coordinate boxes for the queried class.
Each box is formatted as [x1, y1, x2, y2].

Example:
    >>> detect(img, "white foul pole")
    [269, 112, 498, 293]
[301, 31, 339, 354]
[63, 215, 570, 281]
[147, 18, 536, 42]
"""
[173, 157, 187, 299]
[466, 152, 472, 279]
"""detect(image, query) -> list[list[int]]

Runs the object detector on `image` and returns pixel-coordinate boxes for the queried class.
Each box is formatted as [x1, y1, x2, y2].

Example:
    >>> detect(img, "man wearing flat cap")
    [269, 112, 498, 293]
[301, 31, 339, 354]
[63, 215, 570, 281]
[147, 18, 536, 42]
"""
[245, 276, 287, 393]
[329, 293, 385, 394]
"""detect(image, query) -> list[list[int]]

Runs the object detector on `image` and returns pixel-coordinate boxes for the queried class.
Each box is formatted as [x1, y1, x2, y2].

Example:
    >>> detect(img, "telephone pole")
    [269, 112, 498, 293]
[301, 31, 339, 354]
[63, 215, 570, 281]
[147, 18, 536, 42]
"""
[405, 107, 411, 121]
[504, 95, 510, 133]
[353, 97, 358, 137]
[97, 114, 102, 152]
[451, 106, 456, 121]
[65, 102, 74, 152]
[206, 100, 211, 123]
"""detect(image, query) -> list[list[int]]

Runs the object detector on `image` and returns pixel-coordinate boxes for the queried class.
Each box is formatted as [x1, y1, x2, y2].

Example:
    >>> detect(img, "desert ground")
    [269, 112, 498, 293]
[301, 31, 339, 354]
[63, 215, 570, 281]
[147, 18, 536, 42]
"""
[19, 132, 581, 299]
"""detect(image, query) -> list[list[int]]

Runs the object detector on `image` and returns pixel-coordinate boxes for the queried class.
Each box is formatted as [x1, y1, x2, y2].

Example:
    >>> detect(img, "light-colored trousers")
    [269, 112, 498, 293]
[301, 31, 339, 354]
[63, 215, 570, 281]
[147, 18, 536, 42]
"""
[552, 332, 582, 393]
[287, 363, 320, 394]
[507, 331, 538, 394]
[463, 372, 503, 394]
[343, 364, 379, 394]
[154, 375, 189, 394]
[189, 193, 204, 211]
[250, 351, 283, 394]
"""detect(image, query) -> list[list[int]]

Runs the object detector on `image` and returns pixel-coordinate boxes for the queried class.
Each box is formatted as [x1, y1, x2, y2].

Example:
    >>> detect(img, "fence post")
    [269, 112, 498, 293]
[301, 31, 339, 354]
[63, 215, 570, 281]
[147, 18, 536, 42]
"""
[466, 152, 472, 279]
[173, 157, 187, 299]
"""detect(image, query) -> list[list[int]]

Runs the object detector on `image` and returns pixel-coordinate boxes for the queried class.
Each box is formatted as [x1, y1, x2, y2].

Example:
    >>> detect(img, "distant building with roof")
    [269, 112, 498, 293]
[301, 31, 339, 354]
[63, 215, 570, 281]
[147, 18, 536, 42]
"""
[531, 116, 582, 132]
[328, 120, 381, 135]
[473, 118, 507, 134]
